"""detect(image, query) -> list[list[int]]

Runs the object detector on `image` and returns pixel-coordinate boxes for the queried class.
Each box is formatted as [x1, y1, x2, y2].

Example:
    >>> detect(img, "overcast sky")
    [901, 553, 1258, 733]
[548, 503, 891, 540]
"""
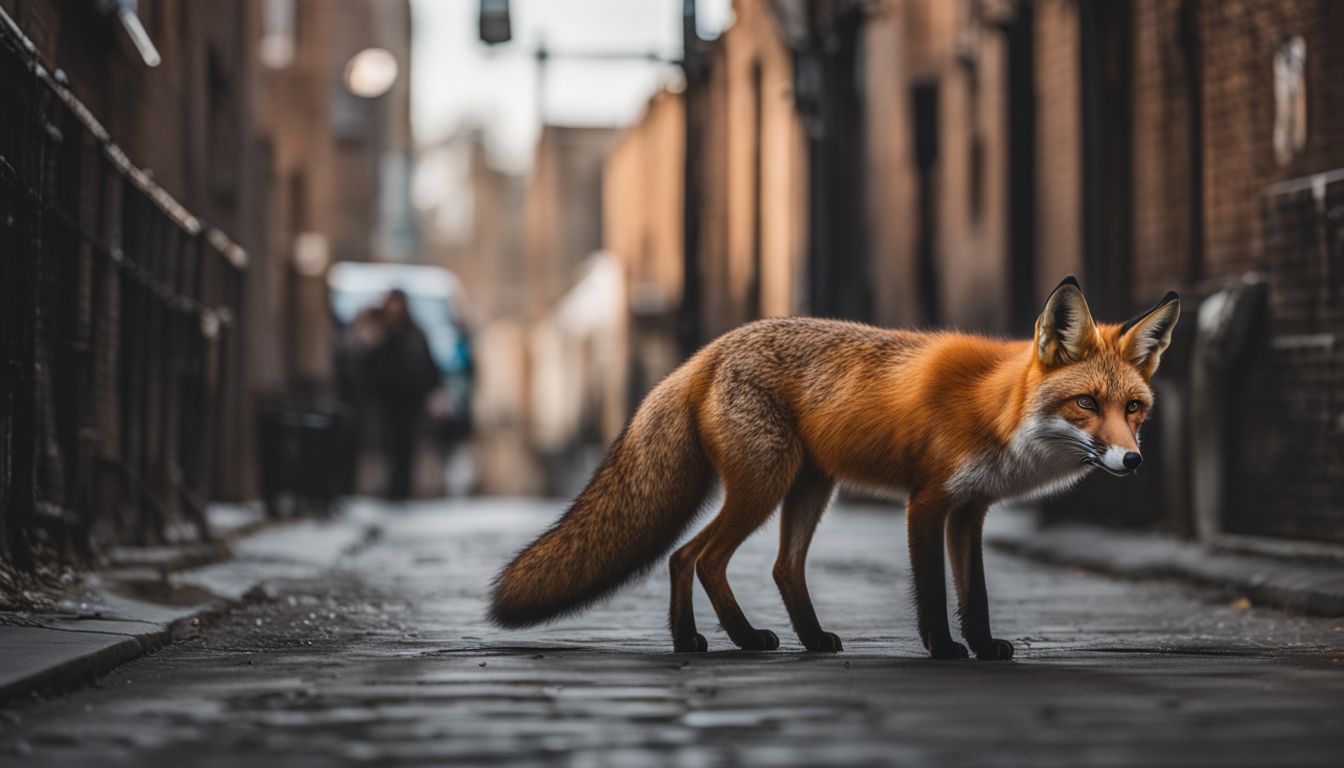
[410, 0, 733, 172]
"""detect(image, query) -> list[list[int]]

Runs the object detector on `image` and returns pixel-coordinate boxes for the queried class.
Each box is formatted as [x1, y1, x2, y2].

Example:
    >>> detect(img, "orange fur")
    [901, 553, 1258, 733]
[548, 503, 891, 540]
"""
[490, 277, 1180, 658]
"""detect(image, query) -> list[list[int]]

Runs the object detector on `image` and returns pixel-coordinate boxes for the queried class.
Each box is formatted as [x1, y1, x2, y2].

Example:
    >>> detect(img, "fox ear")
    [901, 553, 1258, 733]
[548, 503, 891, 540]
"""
[1035, 276, 1099, 367]
[1119, 291, 1180, 379]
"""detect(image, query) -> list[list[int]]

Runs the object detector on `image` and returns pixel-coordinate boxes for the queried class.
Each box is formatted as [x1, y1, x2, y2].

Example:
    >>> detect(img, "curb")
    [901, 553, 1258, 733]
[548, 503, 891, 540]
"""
[0, 508, 374, 705]
[987, 514, 1344, 617]
[0, 605, 217, 702]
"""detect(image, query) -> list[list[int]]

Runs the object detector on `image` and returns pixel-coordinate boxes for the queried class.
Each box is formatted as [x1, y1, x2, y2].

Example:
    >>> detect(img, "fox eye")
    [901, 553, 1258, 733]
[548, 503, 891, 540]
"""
[1126, 399, 1142, 414]
[1076, 395, 1097, 411]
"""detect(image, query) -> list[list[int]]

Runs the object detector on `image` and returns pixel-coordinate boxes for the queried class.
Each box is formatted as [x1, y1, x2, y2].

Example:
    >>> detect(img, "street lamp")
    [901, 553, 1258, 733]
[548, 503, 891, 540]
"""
[344, 47, 399, 98]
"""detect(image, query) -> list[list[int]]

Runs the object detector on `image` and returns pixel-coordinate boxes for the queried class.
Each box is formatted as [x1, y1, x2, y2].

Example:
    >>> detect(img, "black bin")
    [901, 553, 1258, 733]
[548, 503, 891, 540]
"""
[257, 404, 338, 518]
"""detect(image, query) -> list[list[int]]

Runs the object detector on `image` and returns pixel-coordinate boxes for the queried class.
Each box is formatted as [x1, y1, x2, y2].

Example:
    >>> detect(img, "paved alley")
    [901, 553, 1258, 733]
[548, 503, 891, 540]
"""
[3, 499, 1343, 767]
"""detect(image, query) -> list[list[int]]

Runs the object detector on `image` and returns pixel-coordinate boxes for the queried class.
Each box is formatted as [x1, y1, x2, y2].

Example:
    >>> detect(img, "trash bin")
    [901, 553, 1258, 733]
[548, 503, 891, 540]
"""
[257, 404, 339, 519]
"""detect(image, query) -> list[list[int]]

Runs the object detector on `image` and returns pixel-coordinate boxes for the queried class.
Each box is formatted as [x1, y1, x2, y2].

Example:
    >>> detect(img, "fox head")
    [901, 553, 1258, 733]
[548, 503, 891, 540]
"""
[1026, 276, 1180, 477]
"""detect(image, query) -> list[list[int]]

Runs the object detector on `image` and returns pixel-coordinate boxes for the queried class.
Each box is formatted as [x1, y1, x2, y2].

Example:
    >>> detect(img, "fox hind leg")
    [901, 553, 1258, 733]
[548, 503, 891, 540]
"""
[693, 448, 799, 651]
[668, 526, 714, 652]
[695, 497, 784, 650]
[773, 463, 842, 652]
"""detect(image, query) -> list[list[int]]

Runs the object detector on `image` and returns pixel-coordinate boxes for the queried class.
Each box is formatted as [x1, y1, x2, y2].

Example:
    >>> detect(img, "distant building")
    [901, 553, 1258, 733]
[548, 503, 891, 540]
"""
[604, 89, 685, 402]
[252, 0, 416, 392]
[525, 126, 619, 322]
[604, 0, 810, 407]
[418, 129, 537, 495]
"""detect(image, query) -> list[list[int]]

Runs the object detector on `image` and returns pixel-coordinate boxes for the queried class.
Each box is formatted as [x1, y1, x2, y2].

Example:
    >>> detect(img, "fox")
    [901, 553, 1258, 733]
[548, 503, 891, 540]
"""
[490, 277, 1179, 660]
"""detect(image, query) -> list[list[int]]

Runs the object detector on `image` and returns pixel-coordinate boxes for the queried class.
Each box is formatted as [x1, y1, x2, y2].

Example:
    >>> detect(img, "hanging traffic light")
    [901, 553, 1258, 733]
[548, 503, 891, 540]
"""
[479, 0, 512, 45]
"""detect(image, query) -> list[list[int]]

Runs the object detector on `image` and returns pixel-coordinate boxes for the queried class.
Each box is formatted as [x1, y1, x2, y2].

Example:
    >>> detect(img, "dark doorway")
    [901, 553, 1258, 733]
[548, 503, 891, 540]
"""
[910, 80, 941, 325]
[1079, 0, 1134, 319]
[1002, 3, 1037, 334]
[804, 6, 870, 322]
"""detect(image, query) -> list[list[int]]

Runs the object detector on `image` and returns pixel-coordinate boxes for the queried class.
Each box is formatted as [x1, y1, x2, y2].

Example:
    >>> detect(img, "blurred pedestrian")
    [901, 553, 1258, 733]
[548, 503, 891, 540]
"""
[365, 289, 440, 500]
[332, 305, 386, 494]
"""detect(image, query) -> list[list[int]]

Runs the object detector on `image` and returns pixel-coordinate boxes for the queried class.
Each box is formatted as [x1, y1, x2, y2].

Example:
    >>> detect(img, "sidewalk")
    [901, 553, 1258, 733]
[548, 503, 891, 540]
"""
[986, 508, 1344, 617]
[0, 505, 377, 703]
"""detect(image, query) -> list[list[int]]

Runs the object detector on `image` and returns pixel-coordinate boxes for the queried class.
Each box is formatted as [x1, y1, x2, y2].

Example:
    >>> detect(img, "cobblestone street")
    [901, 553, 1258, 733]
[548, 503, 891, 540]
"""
[4, 499, 1344, 767]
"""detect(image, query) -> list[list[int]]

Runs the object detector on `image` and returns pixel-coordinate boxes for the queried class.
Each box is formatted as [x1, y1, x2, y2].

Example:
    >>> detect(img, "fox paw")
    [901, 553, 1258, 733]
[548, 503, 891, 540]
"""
[734, 628, 780, 651]
[802, 631, 844, 653]
[973, 638, 1014, 661]
[928, 640, 970, 660]
[673, 633, 708, 653]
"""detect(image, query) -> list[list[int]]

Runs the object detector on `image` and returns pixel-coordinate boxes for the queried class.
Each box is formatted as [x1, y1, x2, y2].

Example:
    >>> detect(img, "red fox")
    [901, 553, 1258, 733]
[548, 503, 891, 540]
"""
[491, 277, 1179, 660]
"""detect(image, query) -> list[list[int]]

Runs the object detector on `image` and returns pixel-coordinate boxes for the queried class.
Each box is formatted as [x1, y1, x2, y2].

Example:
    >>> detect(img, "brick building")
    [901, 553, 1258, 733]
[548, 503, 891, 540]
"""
[0, 0, 411, 573]
[604, 89, 685, 400]
[0, 0, 264, 515]
[524, 125, 619, 324]
[251, 0, 415, 391]
[418, 129, 537, 495]
[604, 0, 810, 403]
[417, 123, 619, 495]
[604, 0, 1344, 549]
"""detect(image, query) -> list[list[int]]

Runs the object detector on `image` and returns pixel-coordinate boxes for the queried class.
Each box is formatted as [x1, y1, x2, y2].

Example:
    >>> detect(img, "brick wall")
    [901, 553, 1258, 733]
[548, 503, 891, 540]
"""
[1201, 0, 1344, 544]
[1229, 180, 1344, 544]
[1129, 0, 1194, 302]
[1, 0, 260, 498]
[525, 126, 617, 322]
[604, 89, 685, 315]
[710, 0, 807, 331]
[1, 0, 412, 499]
[934, 11, 1009, 331]
[689, 0, 808, 339]
[0, 0, 255, 244]
[861, 5, 921, 329]
[603, 89, 685, 402]
[1200, 0, 1344, 279]
[1032, 0, 1082, 300]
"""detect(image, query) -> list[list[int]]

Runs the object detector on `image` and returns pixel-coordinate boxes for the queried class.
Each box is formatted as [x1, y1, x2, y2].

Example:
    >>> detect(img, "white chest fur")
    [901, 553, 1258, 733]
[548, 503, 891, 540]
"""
[944, 415, 1093, 503]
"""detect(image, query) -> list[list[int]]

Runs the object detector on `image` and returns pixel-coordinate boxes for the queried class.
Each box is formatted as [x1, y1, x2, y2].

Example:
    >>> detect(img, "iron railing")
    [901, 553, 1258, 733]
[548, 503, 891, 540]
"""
[0, 14, 246, 570]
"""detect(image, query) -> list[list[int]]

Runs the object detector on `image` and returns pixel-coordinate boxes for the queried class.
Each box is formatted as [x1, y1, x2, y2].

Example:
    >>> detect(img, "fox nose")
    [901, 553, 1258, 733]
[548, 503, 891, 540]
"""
[1123, 452, 1143, 470]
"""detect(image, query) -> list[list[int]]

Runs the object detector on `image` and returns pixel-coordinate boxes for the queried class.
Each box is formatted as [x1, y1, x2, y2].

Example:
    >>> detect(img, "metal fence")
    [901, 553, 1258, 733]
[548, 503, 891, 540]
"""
[0, 19, 246, 570]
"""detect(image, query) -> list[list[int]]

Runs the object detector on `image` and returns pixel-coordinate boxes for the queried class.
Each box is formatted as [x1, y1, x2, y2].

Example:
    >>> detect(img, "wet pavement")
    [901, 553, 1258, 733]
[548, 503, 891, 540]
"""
[2, 498, 1343, 766]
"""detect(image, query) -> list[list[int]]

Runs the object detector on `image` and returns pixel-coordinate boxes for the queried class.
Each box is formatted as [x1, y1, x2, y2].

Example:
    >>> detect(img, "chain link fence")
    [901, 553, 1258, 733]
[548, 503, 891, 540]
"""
[1, 18, 246, 572]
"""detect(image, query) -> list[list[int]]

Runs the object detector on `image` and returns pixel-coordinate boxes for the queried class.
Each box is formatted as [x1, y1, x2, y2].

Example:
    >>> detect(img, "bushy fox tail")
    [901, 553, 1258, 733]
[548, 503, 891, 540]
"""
[488, 369, 714, 628]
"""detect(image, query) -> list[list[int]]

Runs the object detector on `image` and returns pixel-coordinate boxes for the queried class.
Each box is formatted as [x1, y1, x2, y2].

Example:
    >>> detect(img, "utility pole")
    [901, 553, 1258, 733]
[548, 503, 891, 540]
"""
[477, 0, 701, 354]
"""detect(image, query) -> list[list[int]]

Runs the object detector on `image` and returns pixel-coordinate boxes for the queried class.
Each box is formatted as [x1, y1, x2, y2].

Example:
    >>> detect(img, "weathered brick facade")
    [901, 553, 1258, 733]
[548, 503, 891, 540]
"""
[0, 0, 411, 500]
[1129, 0, 1195, 301]
[607, 0, 1344, 545]
[1031, 0, 1083, 303]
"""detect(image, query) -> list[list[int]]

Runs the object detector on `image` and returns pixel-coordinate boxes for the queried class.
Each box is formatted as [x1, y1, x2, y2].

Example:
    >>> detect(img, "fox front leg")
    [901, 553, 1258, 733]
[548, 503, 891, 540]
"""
[947, 504, 1014, 660]
[905, 495, 968, 660]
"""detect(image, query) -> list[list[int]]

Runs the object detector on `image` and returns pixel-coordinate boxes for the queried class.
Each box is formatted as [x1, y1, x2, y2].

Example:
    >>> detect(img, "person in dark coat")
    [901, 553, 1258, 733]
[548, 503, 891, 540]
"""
[366, 289, 440, 500]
